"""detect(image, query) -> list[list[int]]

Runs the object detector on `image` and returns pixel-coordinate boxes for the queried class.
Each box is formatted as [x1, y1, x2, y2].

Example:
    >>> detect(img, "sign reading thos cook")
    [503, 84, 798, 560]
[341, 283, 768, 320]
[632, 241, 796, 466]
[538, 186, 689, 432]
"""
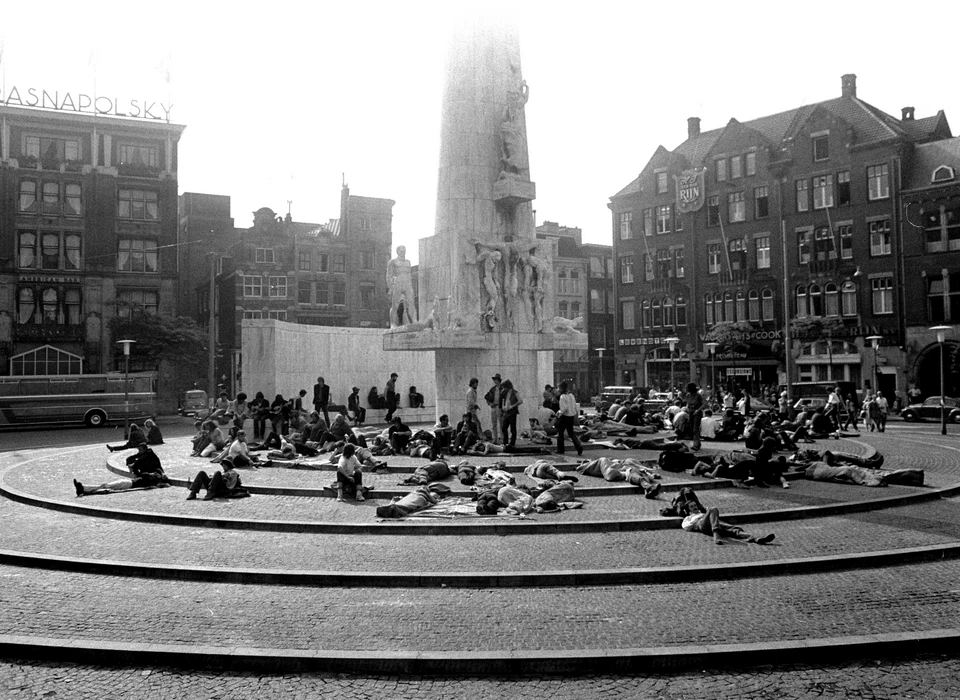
[675, 169, 705, 213]
[1, 87, 172, 121]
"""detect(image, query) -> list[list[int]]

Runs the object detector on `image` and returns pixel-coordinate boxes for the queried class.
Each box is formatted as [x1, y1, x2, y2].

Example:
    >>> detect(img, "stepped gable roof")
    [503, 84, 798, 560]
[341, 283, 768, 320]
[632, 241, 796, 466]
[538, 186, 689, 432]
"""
[903, 136, 960, 191]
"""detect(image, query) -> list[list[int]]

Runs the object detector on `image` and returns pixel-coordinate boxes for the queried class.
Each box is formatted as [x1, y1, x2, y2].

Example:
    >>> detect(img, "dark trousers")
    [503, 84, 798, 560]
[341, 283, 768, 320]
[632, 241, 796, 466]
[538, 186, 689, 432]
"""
[556, 415, 582, 455]
[336, 469, 363, 498]
[385, 392, 398, 422]
[350, 406, 366, 425]
[502, 411, 518, 447]
[315, 404, 330, 429]
[188, 470, 227, 498]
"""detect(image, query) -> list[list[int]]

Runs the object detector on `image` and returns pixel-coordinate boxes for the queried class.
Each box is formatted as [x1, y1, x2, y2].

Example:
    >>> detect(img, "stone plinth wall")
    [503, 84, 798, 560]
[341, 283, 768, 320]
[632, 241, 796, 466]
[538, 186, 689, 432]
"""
[241, 320, 436, 412]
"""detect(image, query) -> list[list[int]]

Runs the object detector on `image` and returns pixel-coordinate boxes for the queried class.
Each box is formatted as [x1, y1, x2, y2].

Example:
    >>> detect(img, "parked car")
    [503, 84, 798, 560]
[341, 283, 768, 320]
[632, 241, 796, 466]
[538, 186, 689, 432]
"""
[598, 386, 637, 406]
[901, 396, 960, 423]
[178, 389, 209, 417]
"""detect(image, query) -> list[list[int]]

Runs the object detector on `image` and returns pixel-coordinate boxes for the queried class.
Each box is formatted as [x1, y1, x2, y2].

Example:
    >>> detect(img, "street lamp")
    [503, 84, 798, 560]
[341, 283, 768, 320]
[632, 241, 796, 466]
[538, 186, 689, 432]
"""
[665, 336, 680, 396]
[705, 342, 720, 403]
[931, 325, 952, 436]
[594, 348, 606, 395]
[116, 339, 136, 438]
[866, 335, 882, 395]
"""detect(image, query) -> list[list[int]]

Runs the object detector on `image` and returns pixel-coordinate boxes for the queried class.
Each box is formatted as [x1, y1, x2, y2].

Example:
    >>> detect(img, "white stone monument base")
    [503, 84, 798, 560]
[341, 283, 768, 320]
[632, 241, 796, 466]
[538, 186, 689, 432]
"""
[432, 338, 554, 439]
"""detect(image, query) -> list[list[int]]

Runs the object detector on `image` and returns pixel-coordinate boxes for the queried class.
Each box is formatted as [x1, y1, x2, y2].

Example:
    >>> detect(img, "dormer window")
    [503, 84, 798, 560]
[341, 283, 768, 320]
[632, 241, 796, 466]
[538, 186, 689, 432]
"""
[932, 165, 955, 183]
[813, 133, 829, 162]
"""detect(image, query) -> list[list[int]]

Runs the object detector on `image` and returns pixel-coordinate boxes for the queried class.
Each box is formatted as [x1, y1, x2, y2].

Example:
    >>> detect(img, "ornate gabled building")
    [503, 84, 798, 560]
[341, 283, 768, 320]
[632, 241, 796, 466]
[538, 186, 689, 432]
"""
[0, 103, 184, 391]
[179, 185, 395, 396]
[609, 74, 952, 400]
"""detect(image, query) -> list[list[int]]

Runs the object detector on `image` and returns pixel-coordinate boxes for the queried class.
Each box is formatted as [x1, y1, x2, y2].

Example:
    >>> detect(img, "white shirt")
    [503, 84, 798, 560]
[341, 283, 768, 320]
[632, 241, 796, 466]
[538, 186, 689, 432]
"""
[559, 392, 578, 417]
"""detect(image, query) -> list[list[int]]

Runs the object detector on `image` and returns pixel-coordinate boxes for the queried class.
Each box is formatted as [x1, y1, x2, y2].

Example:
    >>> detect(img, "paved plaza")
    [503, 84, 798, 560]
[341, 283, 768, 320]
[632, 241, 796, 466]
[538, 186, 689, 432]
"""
[1, 420, 959, 697]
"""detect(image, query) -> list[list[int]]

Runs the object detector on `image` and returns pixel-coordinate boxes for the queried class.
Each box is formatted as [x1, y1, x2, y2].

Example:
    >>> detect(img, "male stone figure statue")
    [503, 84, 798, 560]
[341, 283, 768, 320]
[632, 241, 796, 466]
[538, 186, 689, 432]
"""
[386, 245, 417, 328]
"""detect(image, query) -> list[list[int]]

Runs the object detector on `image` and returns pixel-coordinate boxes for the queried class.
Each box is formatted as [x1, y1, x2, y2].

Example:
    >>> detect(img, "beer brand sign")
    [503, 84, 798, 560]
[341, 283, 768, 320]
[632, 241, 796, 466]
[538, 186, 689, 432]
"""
[675, 169, 705, 213]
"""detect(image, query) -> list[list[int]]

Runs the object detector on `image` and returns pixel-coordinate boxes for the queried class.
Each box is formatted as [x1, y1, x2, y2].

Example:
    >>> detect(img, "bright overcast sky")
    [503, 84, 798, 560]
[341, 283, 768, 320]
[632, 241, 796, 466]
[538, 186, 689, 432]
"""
[4, 1, 960, 264]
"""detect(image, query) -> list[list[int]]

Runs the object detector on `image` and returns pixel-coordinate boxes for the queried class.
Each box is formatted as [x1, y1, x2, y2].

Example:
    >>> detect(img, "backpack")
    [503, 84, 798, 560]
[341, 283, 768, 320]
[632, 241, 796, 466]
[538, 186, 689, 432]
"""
[658, 450, 698, 473]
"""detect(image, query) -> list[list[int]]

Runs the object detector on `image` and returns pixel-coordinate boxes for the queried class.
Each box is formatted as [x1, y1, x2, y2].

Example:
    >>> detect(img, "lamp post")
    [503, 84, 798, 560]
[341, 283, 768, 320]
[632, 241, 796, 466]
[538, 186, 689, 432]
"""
[705, 342, 720, 404]
[866, 335, 882, 396]
[116, 339, 136, 438]
[595, 348, 606, 395]
[666, 336, 680, 396]
[931, 325, 952, 435]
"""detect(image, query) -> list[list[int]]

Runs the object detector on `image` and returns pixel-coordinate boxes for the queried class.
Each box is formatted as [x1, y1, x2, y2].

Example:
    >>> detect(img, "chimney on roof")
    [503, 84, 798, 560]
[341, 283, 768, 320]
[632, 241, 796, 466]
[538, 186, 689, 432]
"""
[841, 73, 857, 98]
[902, 106, 915, 121]
[688, 117, 701, 139]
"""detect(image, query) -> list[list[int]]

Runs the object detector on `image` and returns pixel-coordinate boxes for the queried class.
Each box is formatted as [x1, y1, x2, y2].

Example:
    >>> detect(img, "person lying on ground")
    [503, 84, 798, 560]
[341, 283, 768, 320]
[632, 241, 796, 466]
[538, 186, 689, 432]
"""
[613, 436, 687, 451]
[400, 459, 452, 485]
[523, 460, 579, 482]
[106, 423, 147, 452]
[465, 440, 506, 456]
[659, 487, 775, 545]
[496, 484, 535, 515]
[74, 470, 169, 496]
[186, 457, 250, 500]
[376, 484, 446, 519]
[577, 457, 662, 497]
[533, 481, 580, 512]
[802, 461, 922, 487]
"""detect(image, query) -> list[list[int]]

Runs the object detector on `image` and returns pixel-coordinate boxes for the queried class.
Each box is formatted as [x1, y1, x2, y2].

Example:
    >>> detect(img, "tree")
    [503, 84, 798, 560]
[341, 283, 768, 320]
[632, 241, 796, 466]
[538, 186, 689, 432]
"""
[703, 321, 755, 355]
[109, 313, 208, 392]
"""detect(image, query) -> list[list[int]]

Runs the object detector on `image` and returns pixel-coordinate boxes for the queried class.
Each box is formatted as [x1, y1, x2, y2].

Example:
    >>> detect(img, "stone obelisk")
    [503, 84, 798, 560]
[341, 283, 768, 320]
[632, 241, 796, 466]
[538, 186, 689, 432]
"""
[384, 21, 587, 428]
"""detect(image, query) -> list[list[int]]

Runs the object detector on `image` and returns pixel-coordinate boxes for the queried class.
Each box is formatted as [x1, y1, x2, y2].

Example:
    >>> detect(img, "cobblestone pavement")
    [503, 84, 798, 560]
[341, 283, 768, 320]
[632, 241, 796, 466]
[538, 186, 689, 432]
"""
[1, 422, 960, 695]
[2, 655, 959, 699]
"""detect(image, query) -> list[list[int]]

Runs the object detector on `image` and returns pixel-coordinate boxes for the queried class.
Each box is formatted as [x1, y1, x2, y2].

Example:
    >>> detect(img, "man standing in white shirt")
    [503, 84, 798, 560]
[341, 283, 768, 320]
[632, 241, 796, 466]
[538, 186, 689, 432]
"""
[875, 392, 889, 432]
[555, 382, 582, 456]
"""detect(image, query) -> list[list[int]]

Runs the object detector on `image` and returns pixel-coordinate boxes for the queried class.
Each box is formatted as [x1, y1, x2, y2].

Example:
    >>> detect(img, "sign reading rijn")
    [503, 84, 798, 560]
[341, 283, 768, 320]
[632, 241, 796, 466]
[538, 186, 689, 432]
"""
[0, 87, 172, 121]
[675, 169, 705, 213]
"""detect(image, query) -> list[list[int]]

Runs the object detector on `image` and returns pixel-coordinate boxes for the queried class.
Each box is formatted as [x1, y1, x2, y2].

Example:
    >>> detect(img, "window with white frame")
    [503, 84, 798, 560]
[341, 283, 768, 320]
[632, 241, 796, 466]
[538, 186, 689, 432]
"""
[809, 284, 823, 316]
[728, 191, 746, 222]
[704, 294, 714, 325]
[867, 164, 890, 200]
[243, 275, 262, 298]
[676, 296, 687, 326]
[729, 238, 746, 270]
[796, 285, 808, 318]
[723, 292, 734, 321]
[745, 151, 756, 176]
[619, 211, 633, 240]
[730, 155, 742, 179]
[755, 235, 771, 269]
[762, 288, 774, 321]
[656, 205, 672, 234]
[620, 256, 634, 284]
[796, 179, 809, 212]
[837, 170, 851, 205]
[641, 300, 651, 328]
[116, 288, 158, 316]
[243, 310, 264, 320]
[748, 290, 760, 321]
[708, 243, 721, 274]
[590, 288, 603, 313]
[736, 290, 746, 321]
[118, 143, 158, 168]
[118, 238, 158, 273]
[838, 223, 853, 259]
[869, 219, 891, 256]
[267, 310, 287, 320]
[656, 171, 668, 193]
[825, 283, 839, 317]
[644, 254, 654, 282]
[17, 285, 82, 325]
[813, 134, 829, 162]
[643, 208, 654, 236]
[842, 282, 857, 316]
[255, 248, 275, 263]
[674, 247, 685, 278]
[813, 174, 834, 209]
[268, 276, 288, 298]
[656, 250, 671, 279]
[25, 135, 80, 164]
[754, 186, 769, 219]
[118, 189, 158, 220]
[797, 228, 812, 264]
[652, 298, 662, 327]
[814, 226, 836, 261]
[19, 230, 81, 271]
[871, 277, 893, 314]
[715, 158, 727, 182]
[663, 297, 674, 327]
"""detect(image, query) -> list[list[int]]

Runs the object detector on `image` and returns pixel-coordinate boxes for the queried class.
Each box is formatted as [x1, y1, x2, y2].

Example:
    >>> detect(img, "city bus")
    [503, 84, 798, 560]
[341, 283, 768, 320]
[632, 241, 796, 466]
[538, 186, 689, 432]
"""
[0, 373, 157, 429]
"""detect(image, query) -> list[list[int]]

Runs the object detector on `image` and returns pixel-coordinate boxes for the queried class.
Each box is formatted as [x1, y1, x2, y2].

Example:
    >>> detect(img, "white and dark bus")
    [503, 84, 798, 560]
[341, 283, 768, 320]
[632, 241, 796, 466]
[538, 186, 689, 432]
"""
[0, 373, 157, 429]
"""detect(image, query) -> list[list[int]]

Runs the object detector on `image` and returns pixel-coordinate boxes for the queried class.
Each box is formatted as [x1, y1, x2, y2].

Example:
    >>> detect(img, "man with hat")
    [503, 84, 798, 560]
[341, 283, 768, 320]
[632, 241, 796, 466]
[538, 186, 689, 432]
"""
[485, 374, 503, 444]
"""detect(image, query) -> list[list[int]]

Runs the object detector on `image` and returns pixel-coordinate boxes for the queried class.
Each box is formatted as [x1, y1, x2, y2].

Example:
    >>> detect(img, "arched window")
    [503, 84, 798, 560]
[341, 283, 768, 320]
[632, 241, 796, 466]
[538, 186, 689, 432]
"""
[762, 288, 774, 321]
[824, 283, 839, 317]
[663, 297, 674, 327]
[796, 285, 808, 318]
[42, 288, 60, 323]
[841, 281, 857, 316]
[17, 288, 35, 324]
[705, 294, 714, 325]
[641, 300, 651, 328]
[652, 298, 662, 327]
[809, 284, 823, 316]
[748, 290, 760, 321]
[676, 296, 687, 326]
[724, 291, 734, 321]
[736, 290, 746, 321]
[713, 292, 724, 322]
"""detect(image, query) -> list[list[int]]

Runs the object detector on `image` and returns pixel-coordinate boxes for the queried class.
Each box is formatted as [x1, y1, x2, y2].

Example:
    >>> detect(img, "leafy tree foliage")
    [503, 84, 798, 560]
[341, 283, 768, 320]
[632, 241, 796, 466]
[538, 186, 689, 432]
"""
[703, 321, 755, 354]
[109, 313, 207, 381]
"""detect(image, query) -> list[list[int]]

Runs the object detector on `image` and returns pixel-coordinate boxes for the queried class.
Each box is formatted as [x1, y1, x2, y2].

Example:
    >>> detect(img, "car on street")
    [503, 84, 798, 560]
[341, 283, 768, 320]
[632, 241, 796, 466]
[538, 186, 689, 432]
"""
[900, 396, 960, 423]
